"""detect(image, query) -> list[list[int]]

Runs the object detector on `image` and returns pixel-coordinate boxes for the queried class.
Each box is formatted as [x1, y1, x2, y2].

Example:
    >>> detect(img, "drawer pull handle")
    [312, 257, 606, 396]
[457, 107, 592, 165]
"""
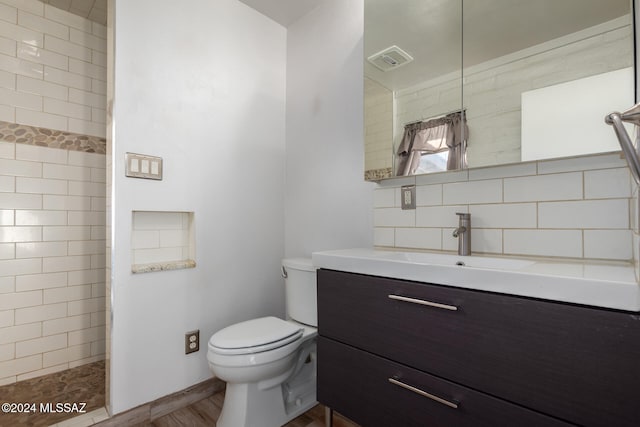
[388, 377, 459, 409]
[388, 294, 458, 311]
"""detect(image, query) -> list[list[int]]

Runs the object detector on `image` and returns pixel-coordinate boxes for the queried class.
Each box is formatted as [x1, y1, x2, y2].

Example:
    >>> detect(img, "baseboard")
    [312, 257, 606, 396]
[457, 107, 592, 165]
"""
[93, 377, 225, 426]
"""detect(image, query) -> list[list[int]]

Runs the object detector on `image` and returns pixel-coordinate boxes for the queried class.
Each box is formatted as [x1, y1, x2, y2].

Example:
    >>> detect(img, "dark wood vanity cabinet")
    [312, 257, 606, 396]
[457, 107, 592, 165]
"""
[316, 269, 640, 427]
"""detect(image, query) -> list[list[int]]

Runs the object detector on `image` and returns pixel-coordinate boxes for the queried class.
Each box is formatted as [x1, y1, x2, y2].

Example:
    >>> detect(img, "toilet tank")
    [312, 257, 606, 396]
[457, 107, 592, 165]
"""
[282, 258, 317, 327]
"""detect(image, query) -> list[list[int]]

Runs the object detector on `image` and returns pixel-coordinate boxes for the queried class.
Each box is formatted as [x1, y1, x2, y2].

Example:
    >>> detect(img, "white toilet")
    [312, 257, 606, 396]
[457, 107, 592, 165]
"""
[207, 258, 318, 427]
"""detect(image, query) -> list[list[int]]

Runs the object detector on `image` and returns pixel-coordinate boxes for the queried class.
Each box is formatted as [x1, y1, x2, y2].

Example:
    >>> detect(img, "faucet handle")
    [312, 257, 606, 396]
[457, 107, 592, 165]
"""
[456, 212, 470, 218]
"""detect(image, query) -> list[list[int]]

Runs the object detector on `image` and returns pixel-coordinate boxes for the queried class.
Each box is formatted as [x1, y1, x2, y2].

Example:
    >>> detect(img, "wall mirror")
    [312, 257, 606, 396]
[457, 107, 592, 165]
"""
[364, 0, 634, 180]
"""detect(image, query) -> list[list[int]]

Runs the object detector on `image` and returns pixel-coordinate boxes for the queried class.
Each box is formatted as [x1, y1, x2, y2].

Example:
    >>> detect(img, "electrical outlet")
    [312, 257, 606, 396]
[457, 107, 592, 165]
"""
[185, 330, 199, 354]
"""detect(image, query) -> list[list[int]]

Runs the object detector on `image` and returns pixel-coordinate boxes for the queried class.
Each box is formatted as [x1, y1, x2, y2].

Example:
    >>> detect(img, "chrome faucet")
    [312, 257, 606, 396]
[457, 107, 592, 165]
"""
[452, 213, 471, 256]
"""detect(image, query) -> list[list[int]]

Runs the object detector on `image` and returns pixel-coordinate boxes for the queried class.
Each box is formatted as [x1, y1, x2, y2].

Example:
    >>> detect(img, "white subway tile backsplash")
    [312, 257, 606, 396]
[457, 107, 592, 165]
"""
[0, 242, 14, 259]
[133, 247, 183, 265]
[0, 36, 16, 57]
[395, 227, 441, 250]
[0, 158, 42, 177]
[67, 150, 105, 168]
[67, 211, 104, 226]
[44, 98, 91, 121]
[373, 188, 395, 208]
[68, 87, 104, 109]
[68, 239, 104, 255]
[90, 167, 105, 183]
[374, 227, 394, 246]
[0, 86, 42, 110]
[374, 207, 415, 227]
[0, 193, 42, 209]
[0, 69, 15, 89]
[132, 230, 158, 249]
[0, 104, 15, 122]
[16, 143, 67, 164]
[0, 3, 16, 24]
[2, 0, 43, 16]
[67, 268, 103, 286]
[443, 179, 502, 205]
[538, 199, 629, 229]
[17, 74, 67, 101]
[43, 195, 91, 211]
[44, 4, 90, 32]
[415, 184, 442, 206]
[537, 153, 626, 174]
[43, 163, 90, 181]
[504, 229, 583, 258]
[503, 172, 583, 202]
[0, 19, 43, 48]
[0, 141, 15, 159]
[17, 362, 66, 379]
[69, 28, 105, 53]
[0, 289, 41, 310]
[584, 168, 631, 199]
[416, 205, 467, 228]
[90, 78, 105, 95]
[0, 277, 13, 294]
[68, 325, 103, 346]
[68, 117, 104, 137]
[0, 209, 13, 225]
[92, 22, 106, 39]
[470, 228, 503, 254]
[0, 175, 14, 192]
[43, 343, 89, 367]
[584, 230, 632, 260]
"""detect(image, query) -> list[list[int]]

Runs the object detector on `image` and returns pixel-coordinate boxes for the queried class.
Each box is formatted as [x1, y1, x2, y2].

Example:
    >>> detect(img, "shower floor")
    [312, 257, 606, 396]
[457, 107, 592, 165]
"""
[0, 360, 105, 427]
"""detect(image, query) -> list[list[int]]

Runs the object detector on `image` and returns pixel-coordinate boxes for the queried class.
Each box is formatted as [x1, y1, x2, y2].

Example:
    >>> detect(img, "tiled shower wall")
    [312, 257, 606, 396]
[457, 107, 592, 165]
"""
[374, 152, 633, 261]
[0, 141, 106, 385]
[0, 0, 107, 138]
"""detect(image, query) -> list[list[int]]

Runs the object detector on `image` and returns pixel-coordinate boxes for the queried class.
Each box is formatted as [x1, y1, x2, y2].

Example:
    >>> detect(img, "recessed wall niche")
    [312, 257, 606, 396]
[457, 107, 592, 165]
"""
[131, 211, 196, 273]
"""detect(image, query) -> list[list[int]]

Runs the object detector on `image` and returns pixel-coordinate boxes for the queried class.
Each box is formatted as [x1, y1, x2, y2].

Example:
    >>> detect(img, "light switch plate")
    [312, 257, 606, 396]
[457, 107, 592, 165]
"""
[125, 153, 163, 180]
[401, 185, 416, 210]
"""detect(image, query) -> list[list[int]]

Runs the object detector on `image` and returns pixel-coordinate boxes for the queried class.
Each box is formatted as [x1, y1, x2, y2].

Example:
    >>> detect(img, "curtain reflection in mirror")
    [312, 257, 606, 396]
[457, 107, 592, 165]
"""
[396, 111, 468, 176]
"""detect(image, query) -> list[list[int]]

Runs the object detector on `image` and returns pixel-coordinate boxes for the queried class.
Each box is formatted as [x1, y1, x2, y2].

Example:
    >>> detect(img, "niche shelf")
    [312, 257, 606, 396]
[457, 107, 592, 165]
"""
[131, 211, 196, 274]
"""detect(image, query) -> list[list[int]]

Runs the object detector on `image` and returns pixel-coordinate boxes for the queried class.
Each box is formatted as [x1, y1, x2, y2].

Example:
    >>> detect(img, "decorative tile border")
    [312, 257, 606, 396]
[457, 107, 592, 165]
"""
[0, 121, 106, 154]
[365, 167, 393, 181]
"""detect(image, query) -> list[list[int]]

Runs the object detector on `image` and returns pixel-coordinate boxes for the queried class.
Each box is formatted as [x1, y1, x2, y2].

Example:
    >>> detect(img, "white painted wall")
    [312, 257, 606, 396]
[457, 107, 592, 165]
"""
[109, 0, 286, 413]
[285, 0, 374, 257]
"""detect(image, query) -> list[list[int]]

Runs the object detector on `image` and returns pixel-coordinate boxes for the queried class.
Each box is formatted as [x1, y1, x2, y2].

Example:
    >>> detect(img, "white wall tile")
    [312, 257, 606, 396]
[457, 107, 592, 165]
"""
[18, 74, 67, 101]
[16, 177, 67, 195]
[44, 5, 90, 32]
[0, 3, 16, 24]
[0, 141, 15, 159]
[90, 78, 105, 95]
[133, 247, 183, 265]
[0, 175, 14, 192]
[0, 68, 15, 89]
[584, 230, 632, 260]
[584, 168, 631, 199]
[503, 172, 583, 202]
[68, 325, 103, 346]
[90, 310, 104, 327]
[373, 207, 415, 227]
[43, 163, 90, 181]
[0, 354, 41, 377]
[373, 188, 395, 208]
[15, 271, 67, 292]
[69, 28, 105, 53]
[44, 34, 90, 61]
[68, 117, 104, 137]
[44, 65, 91, 90]
[0, 309, 14, 328]
[43, 343, 90, 367]
[443, 179, 502, 205]
[395, 227, 441, 250]
[67, 211, 104, 225]
[0, 86, 42, 110]
[15, 333, 66, 357]
[44, 98, 92, 120]
[43, 195, 91, 211]
[42, 225, 89, 241]
[0, 289, 42, 310]
[17, 10, 68, 40]
[131, 230, 158, 249]
[16, 143, 67, 163]
[3, 0, 43, 16]
[0, 193, 42, 209]
[15, 302, 66, 324]
[67, 151, 104, 168]
[92, 22, 106, 39]
[69, 57, 105, 80]
[0, 53, 43, 79]
[42, 254, 90, 272]
[67, 268, 103, 286]
[0, 19, 43, 48]
[468, 203, 537, 229]
[0, 322, 41, 345]
[470, 228, 503, 254]
[90, 167, 105, 183]
[89, 225, 104, 240]
[415, 184, 442, 206]
[539, 199, 629, 229]
[0, 158, 42, 177]
[0, 242, 13, 259]
[43, 284, 91, 304]
[68, 239, 104, 255]
[16, 43, 67, 71]
[16, 241, 66, 258]
[0, 226, 41, 242]
[17, 362, 67, 380]
[68, 87, 104, 108]
[0, 104, 15, 122]
[0, 209, 14, 225]
[16, 107, 68, 131]
[416, 205, 468, 228]
[43, 314, 90, 336]
[15, 210, 67, 225]
[90, 196, 105, 211]
[504, 229, 583, 258]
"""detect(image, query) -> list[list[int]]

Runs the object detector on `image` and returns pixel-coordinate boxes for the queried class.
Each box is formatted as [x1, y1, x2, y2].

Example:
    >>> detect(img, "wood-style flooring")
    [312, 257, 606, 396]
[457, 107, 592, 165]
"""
[0, 361, 105, 427]
[130, 392, 359, 427]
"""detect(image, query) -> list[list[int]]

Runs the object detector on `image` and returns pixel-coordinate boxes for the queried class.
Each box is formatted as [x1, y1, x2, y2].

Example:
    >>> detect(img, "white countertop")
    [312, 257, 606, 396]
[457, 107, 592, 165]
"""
[311, 248, 640, 312]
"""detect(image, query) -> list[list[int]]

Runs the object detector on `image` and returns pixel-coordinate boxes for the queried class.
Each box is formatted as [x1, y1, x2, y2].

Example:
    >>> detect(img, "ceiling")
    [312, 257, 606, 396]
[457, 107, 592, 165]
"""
[39, 0, 107, 25]
[40, 0, 321, 28]
[366, 0, 631, 91]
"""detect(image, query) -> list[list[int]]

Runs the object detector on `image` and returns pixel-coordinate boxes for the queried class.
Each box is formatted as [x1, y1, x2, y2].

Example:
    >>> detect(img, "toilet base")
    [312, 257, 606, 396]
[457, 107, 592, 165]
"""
[217, 379, 316, 427]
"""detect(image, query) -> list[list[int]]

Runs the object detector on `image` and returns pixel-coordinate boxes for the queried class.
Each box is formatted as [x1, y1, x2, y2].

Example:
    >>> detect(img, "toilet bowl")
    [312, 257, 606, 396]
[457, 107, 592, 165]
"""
[207, 258, 317, 427]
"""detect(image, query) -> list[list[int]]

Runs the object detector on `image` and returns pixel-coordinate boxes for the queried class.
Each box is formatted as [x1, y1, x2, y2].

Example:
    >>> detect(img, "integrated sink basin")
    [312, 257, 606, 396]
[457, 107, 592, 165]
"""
[372, 250, 535, 270]
[311, 248, 639, 312]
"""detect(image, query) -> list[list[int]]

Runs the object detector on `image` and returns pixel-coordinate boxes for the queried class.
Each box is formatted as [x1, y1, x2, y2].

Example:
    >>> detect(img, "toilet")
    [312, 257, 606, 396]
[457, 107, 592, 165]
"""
[207, 258, 318, 427]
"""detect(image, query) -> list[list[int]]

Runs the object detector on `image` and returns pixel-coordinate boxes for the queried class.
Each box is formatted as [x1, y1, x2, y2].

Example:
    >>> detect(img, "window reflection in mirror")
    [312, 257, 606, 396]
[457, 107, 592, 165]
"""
[364, 0, 634, 181]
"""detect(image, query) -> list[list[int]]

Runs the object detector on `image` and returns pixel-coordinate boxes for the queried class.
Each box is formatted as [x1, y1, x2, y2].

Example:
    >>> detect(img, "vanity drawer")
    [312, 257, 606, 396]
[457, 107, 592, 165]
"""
[318, 337, 572, 427]
[317, 269, 640, 427]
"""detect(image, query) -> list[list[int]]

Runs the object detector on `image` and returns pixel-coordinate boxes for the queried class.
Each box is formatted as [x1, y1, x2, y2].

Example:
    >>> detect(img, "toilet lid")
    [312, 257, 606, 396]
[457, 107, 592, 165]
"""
[209, 316, 303, 355]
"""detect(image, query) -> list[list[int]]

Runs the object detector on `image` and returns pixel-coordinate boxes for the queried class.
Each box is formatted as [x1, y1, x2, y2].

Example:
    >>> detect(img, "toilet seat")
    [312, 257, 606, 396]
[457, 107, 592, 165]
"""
[209, 316, 303, 356]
